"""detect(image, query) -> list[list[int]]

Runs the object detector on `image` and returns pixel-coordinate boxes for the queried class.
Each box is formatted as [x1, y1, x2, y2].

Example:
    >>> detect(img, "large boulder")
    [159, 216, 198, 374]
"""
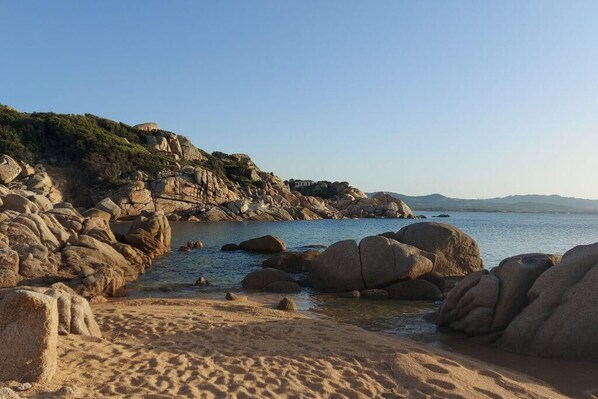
[0, 155, 22, 184]
[500, 243, 598, 361]
[490, 253, 560, 332]
[125, 212, 171, 257]
[436, 270, 500, 335]
[0, 290, 58, 383]
[262, 251, 320, 273]
[395, 222, 483, 276]
[359, 236, 434, 288]
[11, 284, 102, 337]
[309, 240, 365, 291]
[242, 268, 294, 290]
[239, 235, 286, 253]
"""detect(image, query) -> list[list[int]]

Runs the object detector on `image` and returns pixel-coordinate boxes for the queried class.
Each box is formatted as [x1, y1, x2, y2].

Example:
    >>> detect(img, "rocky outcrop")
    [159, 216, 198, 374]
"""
[0, 183, 165, 299]
[134, 122, 160, 131]
[499, 245, 598, 361]
[125, 212, 171, 257]
[0, 155, 22, 184]
[436, 245, 598, 361]
[0, 290, 58, 383]
[396, 222, 484, 276]
[436, 253, 561, 336]
[333, 192, 415, 219]
[239, 235, 286, 253]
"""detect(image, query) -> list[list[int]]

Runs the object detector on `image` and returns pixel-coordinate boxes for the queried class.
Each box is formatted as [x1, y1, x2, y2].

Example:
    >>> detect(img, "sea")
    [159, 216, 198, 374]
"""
[119, 211, 598, 339]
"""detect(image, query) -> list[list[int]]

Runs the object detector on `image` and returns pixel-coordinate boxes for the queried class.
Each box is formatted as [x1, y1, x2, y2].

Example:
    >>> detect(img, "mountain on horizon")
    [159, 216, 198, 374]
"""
[367, 192, 598, 214]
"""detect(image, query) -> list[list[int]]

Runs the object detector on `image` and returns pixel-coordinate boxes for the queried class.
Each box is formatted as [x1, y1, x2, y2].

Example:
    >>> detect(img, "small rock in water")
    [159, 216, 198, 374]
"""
[338, 290, 361, 298]
[178, 245, 192, 252]
[55, 385, 81, 398]
[225, 292, 238, 301]
[221, 243, 239, 251]
[194, 240, 204, 249]
[361, 289, 389, 299]
[277, 296, 297, 311]
[16, 383, 31, 392]
[0, 388, 21, 399]
[195, 276, 211, 286]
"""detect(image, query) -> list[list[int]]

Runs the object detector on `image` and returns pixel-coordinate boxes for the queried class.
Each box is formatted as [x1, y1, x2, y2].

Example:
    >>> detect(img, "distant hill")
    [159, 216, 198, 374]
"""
[367, 192, 598, 214]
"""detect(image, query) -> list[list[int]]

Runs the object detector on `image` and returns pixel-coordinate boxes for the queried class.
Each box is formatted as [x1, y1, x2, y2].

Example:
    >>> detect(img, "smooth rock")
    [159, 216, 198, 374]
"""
[359, 236, 435, 289]
[239, 235, 286, 252]
[396, 222, 484, 276]
[309, 240, 364, 291]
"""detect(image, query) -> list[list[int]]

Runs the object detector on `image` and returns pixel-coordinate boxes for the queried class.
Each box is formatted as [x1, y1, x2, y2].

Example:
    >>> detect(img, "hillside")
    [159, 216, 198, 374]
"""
[0, 104, 415, 221]
[369, 192, 598, 214]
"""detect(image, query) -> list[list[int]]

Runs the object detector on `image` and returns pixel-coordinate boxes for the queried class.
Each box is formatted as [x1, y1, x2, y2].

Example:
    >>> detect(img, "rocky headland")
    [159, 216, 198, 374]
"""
[0, 104, 414, 222]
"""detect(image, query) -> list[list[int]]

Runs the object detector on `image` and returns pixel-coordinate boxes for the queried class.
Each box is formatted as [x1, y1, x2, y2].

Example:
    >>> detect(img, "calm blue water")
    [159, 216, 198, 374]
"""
[120, 211, 598, 337]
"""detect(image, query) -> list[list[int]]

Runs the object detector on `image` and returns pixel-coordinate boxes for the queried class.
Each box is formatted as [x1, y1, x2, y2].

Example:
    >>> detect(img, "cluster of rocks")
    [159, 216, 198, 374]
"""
[240, 223, 483, 299]
[0, 162, 172, 385]
[436, 244, 598, 361]
[134, 122, 206, 162]
[0, 178, 171, 299]
[0, 155, 63, 205]
[335, 192, 415, 219]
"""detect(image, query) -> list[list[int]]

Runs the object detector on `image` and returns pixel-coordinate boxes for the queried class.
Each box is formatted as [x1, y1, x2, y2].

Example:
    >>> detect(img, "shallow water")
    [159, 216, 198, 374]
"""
[121, 211, 598, 337]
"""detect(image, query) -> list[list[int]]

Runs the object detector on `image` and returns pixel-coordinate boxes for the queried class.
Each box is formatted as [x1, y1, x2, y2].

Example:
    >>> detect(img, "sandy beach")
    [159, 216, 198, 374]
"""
[3, 297, 591, 399]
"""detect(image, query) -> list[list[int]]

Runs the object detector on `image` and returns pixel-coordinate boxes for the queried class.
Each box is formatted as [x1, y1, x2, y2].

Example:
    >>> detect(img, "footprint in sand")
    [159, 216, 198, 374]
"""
[422, 363, 450, 374]
[478, 369, 502, 379]
[427, 378, 457, 390]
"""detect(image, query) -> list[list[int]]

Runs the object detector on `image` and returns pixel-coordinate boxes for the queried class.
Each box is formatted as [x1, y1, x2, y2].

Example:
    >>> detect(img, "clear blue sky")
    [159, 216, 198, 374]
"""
[2, 1, 597, 199]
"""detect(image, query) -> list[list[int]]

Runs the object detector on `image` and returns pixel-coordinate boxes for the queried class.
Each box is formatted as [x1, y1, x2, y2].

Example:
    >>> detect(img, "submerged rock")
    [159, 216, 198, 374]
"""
[242, 268, 294, 290]
[262, 251, 320, 273]
[221, 243, 240, 251]
[360, 289, 389, 299]
[384, 279, 443, 301]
